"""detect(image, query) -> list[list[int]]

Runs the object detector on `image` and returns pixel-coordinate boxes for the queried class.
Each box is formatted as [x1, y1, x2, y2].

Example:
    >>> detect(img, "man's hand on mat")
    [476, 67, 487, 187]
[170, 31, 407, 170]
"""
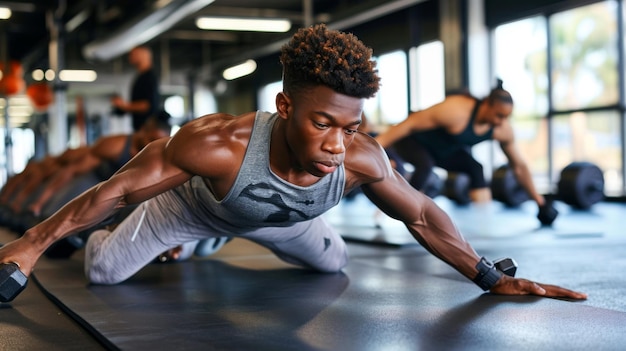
[489, 275, 588, 300]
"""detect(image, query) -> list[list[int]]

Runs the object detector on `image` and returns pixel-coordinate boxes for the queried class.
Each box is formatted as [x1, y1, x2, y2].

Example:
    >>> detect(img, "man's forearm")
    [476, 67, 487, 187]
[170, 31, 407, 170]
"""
[23, 183, 123, 250]
[406, 200, 482, 280]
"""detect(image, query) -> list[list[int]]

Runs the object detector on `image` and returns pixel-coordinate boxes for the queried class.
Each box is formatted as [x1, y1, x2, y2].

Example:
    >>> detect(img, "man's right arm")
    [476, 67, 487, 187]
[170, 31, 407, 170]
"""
[0, 112, 244, 276]
[1, 137, 191, 275]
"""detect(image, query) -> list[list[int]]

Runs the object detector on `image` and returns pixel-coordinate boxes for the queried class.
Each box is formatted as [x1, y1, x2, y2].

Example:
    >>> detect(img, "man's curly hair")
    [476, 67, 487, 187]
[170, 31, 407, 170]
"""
[280, 23, 380, 99]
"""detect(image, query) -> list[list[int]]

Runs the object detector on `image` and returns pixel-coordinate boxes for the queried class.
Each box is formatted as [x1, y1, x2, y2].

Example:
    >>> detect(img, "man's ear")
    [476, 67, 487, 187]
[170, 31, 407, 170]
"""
[275, 92, 291, 120]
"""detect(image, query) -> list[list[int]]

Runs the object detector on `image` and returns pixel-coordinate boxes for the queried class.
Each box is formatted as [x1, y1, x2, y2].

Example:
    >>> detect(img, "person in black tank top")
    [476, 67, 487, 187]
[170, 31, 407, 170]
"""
[376, 82, 547, 211]
[393, 95, 492, 193]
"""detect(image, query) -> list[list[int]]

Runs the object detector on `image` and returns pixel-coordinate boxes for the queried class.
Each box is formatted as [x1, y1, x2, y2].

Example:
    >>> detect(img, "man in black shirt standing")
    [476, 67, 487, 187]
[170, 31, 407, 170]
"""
[111, 46, 160, 131]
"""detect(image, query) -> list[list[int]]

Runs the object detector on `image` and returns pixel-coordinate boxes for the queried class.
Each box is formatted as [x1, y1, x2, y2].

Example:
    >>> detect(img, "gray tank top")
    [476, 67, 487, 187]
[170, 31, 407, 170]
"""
[185, 111, 345, 228]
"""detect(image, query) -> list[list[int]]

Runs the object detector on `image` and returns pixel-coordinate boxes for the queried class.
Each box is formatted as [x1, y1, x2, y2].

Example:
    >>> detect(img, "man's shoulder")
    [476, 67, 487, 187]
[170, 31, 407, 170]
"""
[171, 112, 257, 148]
[185, 111, 257, 129]
[344, 133, 389, 182]
[162, 112, 257, 179]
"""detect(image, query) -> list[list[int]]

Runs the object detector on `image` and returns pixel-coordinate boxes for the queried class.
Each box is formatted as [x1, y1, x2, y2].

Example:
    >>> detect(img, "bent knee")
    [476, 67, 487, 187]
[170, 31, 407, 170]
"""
[84, 230, 127, 285]
[315, 246, 349, 273]
[86, 264, 126, 285]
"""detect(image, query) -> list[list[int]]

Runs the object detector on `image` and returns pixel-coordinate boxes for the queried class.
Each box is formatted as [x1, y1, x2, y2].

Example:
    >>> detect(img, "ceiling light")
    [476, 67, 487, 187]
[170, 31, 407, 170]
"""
[196, 17, 291, 32]
[45, 69, 55, 81]
[223, 60, 257, 80]
[32, 69, 45, 81]
[0, 7, 11, 20]
[8, 105, 33, 117]
[59, 70, 98, 82]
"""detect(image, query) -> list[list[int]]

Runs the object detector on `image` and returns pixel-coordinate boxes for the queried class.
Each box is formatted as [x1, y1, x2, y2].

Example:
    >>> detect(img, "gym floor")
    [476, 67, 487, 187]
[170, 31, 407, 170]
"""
[1, 194, 625, 351]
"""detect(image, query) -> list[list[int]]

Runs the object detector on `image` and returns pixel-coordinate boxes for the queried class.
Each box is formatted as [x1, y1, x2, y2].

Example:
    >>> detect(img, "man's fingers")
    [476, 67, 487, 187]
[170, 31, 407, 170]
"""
[538, 283, 588, 300]
[526, 282, 546, 296]
[490, 277, 587, 300]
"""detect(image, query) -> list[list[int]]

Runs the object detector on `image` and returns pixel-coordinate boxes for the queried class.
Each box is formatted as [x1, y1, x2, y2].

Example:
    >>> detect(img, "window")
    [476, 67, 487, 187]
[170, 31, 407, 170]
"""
[492, 16, 550, 191]
[551, 1, 619, 111]
[552, 111, 622, 196]
[491, 1, 623, 195]
[257, 81, 282, 113]
[363, 50, 408, 126]
[409, 41, 445, 111]
[0, 127, 35, 185]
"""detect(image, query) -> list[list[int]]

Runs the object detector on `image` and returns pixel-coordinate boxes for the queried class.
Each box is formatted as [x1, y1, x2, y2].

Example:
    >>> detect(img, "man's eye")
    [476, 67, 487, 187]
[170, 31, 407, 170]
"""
[345, 129, 357, 135]
[315, 122, 329, 129]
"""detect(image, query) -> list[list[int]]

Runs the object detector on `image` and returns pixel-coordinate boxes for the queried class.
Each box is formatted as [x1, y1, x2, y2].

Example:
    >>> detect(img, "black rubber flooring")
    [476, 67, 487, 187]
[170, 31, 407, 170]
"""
[2, 196, 626, 350]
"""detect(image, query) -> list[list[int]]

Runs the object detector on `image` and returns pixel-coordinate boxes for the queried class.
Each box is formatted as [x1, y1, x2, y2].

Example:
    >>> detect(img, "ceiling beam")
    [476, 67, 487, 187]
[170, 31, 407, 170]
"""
[82, 0, 215, 61]
[204, 0, 428, 76]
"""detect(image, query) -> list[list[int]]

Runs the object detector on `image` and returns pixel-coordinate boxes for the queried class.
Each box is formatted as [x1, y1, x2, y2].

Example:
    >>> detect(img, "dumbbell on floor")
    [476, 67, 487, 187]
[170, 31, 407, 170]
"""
[494, 257, 517, 277]
[491, 165, 530, 207]
[421, 171, 443, 199]
[0, 262, 27, 303]
[557, 162, 604, 210]
[491, 162, 604, 225]
[444, 172, 471, 205]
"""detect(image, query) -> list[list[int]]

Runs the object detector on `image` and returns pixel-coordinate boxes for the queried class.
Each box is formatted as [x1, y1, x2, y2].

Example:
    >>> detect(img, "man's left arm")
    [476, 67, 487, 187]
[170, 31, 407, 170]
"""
[357, 138, 585, 299]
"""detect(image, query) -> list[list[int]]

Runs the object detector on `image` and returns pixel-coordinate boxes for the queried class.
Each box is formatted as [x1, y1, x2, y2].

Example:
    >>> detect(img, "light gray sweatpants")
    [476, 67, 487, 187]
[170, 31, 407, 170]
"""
[84, 189, 349, 284]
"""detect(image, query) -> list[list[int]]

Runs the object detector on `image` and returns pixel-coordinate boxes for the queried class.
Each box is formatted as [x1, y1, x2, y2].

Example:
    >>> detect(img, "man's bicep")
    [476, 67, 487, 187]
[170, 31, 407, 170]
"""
[112, 140, 191, 204]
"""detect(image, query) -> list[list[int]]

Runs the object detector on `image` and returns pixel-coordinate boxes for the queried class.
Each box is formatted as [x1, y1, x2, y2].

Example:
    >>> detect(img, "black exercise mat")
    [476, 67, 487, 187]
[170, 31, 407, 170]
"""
[32, 242, 626, 351]
[0, 229, 107, 351]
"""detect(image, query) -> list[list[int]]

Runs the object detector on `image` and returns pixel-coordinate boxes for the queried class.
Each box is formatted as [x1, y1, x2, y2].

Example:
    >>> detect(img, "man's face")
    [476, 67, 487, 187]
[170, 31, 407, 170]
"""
[281, 85, 363, 178]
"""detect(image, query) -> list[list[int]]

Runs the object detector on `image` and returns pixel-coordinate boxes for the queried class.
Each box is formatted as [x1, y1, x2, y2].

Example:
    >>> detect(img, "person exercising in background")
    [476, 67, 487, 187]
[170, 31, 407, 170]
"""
[0, 24, 585, 302]
[26, 112, 172, 218]
[0, 148, 90, 214]
[375, 81, 545, 207]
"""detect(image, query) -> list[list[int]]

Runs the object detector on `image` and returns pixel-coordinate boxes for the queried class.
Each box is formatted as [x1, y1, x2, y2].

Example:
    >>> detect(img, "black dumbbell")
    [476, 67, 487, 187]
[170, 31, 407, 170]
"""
[494, 257, 517, 277]
[537, 197, 558, 226]
[422, 171, 443, 199]
[491, 165, 530, 207]
[557, 162, 604, 209]
[0, 262, 27, 302]
[492, 162, 604, 210]
[444, 172, 471, 205]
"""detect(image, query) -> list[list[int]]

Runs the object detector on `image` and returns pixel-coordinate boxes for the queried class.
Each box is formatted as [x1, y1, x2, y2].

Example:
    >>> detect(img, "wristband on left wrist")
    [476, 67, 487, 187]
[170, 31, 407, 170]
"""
[472, 257, 503, 291]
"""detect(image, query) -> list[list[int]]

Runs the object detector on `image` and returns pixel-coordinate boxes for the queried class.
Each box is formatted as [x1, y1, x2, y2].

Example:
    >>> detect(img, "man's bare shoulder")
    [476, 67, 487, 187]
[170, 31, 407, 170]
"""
[344, 132, 392, 185]
[164, 111, 257, 176]
[173, 112, 256, 143]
